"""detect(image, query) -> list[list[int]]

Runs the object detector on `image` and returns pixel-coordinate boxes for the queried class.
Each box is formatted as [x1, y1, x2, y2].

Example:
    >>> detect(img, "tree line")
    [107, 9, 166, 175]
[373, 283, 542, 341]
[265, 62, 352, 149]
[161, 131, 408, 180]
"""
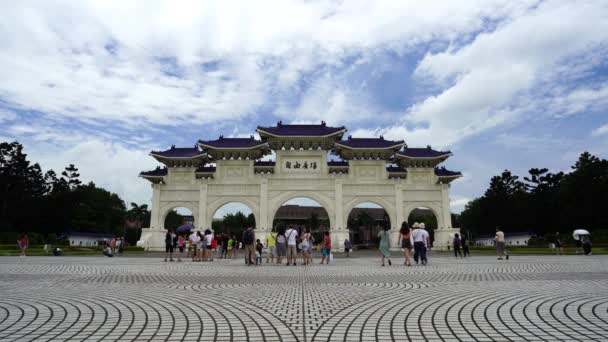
[460, 152, 608, 240]
[0, 141, 150, 244]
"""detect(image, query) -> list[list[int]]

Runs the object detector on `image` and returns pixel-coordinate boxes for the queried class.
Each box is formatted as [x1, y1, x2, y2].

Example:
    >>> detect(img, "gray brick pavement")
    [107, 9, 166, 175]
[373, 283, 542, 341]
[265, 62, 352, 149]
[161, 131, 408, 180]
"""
[0, 255, 607, 341]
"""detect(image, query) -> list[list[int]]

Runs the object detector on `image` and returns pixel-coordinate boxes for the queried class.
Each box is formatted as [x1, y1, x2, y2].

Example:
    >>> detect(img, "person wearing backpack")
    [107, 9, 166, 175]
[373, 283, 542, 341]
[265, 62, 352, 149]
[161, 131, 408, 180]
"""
[242, 226, 255, 266]
[453, 233, 463, 258]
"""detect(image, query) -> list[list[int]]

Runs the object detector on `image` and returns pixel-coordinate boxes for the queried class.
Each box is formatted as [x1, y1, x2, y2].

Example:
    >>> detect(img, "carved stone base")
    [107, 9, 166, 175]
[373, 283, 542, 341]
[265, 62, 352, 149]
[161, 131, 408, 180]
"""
[137, 228, 167, 252]
[433, 227, 461, 251]
[330, 229, 349, 252]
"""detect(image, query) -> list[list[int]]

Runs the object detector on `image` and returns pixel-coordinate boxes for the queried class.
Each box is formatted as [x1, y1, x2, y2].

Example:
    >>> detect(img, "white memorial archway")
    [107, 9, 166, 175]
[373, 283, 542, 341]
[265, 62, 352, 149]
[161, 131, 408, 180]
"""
[138, 122, 462, 251]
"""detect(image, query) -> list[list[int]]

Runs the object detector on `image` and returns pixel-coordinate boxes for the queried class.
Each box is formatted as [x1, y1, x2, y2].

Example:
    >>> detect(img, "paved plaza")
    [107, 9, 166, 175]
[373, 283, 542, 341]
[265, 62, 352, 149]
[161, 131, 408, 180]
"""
[0, 254, 607, 341]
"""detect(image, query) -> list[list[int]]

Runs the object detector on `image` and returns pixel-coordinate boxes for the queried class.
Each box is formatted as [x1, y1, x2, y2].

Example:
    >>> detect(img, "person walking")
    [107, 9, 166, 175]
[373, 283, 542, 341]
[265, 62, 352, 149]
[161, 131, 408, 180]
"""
[164, 229, 175, 262]
[266, 230, 277, 264]
[398, 222, 413, 266]
[242, 226, 256, 266]
[412, 223, 430, 265]
[18, 234, 29, 258]
[378, 226, 392, 266]
[495, 227, 508, 260]
[285, 225, 298, 266]
[461, 233, 470, 257]
[275, 226, 287, 265]
[320, 231, 332, 265]
[453, 233, 463, 258]
[344, 238, 352, 257]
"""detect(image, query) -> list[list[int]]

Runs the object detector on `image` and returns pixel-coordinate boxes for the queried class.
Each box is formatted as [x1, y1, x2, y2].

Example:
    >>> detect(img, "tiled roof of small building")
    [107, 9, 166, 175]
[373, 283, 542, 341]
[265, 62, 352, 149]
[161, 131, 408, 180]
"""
[140, 167, 168, 177]
[254, 160, 276, 167]
[199, 136, 266, 148]
[397, 146, 452, 158]
[434, 167, 462, 177]
[327, 160, 349, 167]
[195, 165, 216, 173]
[386, 166, 407, 173]
[336, 136, 404, 149]
[150, 146, 204, 158]
[257, 121, 346, 136]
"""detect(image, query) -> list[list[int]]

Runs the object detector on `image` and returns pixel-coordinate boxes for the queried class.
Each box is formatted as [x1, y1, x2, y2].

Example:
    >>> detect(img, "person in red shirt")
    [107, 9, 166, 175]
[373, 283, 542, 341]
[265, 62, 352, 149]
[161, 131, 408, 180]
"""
[320, 231, 331, 265]
[18, 234, 29, 257]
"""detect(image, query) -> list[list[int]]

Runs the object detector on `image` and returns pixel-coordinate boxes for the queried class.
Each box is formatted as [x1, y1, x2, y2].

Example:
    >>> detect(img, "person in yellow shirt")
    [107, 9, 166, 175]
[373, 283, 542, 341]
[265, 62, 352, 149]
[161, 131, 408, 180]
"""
[266, 230, 277, 264]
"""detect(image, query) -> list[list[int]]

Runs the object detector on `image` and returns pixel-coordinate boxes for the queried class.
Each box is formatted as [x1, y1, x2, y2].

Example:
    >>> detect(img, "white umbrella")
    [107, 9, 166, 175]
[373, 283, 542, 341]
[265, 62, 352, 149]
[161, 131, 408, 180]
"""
[572, 229, 590, 240]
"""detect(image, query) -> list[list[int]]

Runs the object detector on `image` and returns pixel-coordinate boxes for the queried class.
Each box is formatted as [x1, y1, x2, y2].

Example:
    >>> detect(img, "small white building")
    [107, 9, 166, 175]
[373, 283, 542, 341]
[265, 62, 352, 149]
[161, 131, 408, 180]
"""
[63, 232, 115, 247]
[475, 232, 534, 247]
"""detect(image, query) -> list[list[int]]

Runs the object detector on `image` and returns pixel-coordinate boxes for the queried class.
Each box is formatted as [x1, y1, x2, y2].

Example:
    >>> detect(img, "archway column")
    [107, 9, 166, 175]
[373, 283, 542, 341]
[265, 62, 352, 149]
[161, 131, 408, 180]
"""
[331, 180, 347, 252]
[150, 183, 161, 230]
[198, 184, 208, 229]
[392, 183, 404, 249]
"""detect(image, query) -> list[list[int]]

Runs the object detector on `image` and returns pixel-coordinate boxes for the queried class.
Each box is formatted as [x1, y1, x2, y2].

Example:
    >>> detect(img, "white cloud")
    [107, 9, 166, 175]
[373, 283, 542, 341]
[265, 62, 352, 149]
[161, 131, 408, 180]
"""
[22, 138, 159, 207]
[0, 0, 535, 129]
[0, 108, 17, 122]
[366, 1, 608, 148]
[592, 123, 608, 137]
[450, 197, 472, 213]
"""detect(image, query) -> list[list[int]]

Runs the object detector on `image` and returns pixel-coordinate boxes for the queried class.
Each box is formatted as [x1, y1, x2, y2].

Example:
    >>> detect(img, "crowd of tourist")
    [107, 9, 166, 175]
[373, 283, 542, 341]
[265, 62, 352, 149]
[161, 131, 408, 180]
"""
[163, 224, 335, 266]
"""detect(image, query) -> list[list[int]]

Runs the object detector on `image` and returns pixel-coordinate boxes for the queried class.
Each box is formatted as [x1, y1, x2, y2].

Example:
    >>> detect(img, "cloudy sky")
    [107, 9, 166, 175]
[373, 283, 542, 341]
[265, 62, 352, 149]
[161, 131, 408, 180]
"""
[1, 0, 607, 215]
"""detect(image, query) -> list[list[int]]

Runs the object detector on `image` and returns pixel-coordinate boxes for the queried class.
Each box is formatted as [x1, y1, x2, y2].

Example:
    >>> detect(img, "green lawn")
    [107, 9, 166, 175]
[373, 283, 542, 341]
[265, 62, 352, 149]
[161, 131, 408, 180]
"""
[0, 244, 146, 256]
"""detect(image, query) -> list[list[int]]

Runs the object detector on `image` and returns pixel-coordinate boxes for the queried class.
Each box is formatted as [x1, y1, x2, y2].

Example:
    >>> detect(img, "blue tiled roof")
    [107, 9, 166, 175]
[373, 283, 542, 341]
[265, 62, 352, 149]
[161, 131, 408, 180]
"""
[397, 146, 451, 158]
[336, 136, 404, 148]
[151, 146, 203, 158]
[257, 121, 346, 136]
[199, 136, 266, 148]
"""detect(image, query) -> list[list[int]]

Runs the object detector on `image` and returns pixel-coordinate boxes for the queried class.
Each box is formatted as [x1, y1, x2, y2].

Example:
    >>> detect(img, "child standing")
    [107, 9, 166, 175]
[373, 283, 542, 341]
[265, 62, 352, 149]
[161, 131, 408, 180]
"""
[255, 239, 263, 265]
[320, 232, 331, 265]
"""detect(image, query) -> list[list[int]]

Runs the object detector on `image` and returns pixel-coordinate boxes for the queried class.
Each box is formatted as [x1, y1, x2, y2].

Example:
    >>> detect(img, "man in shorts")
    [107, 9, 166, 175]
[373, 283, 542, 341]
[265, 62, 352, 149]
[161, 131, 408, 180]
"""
[164, 229, 175, 262]
[285, 225, 298, 266]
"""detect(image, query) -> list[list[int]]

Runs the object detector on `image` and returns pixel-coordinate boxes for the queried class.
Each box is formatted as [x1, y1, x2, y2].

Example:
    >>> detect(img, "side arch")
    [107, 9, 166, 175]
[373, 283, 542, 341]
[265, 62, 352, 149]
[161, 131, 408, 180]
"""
[158, 202, 199, 230]
[206, 197, 260, 230]
[267, 191, 335, 229]
[403, 202, 444, 229]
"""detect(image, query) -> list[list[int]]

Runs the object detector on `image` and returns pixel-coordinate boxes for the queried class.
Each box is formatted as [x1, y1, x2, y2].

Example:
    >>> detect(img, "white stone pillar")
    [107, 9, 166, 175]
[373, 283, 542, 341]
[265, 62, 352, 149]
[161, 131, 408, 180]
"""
[331, 180, 347, 252]
[441, 184, 452, 228]
[392, 182, 404, 250]
[260, 180, 268, 229]
[150, 183, 161, 230]
[198, 184, 208, 229]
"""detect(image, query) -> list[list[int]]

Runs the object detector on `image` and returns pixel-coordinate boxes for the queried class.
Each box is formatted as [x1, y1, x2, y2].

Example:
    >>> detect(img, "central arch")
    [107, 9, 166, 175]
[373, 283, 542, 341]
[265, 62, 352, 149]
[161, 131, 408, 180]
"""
[206, 197, 259, 230]
[159, 202, 198, 230]
[268, 192, 335, 229]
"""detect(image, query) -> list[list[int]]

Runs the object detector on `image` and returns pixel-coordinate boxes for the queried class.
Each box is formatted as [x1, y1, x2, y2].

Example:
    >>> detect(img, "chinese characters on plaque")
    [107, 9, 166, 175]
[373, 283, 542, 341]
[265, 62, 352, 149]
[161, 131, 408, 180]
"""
[285, 161, 318, 170]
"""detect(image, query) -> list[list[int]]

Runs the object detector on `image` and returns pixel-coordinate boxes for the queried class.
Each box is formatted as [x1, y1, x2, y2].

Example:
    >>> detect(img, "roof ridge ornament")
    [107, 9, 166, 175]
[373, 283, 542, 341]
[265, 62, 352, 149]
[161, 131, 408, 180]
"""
[321, 120, 326, 127]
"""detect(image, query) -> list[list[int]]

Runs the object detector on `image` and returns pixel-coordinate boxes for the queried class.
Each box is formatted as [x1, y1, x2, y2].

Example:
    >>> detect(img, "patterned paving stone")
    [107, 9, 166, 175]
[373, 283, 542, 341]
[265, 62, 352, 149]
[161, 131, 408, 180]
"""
[0, 255, 607, 341]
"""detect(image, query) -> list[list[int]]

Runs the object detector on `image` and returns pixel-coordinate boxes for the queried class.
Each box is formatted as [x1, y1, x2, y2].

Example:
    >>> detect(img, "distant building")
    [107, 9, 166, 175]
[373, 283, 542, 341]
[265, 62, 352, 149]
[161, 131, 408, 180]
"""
[61, 232, 115, 247]
[475, 232, 534, 247]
